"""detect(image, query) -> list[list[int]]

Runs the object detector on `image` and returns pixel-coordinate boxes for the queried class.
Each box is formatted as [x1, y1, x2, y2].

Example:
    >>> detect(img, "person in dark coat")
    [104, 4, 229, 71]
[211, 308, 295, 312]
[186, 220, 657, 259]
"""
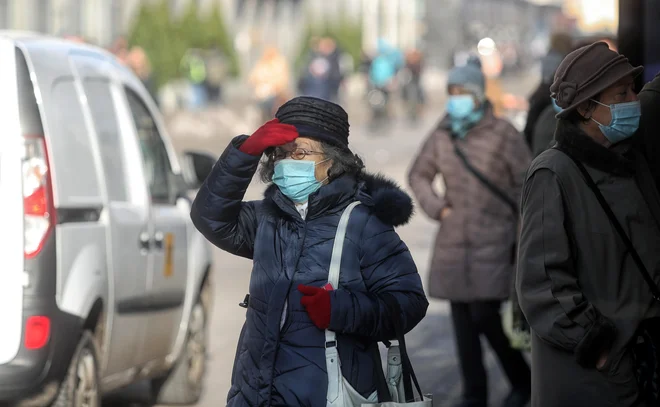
[517, 42, 660, 407]
[638, 71, 660, 189]
[530, 99, 561, 157]
[408, 56, 532, 407]
[523, 33, 573, 148]
[298, 37, 343, 102]
[191, 96, 428, 407]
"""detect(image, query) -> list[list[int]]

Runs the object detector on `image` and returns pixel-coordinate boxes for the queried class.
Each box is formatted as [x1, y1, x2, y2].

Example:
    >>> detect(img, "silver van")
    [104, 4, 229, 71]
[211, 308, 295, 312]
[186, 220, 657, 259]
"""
[0, 32, 216, 406]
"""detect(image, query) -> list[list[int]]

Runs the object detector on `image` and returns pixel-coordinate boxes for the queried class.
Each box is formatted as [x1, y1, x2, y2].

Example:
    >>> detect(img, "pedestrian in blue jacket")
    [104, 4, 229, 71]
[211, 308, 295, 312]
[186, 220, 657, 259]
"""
[190, 96, 428, 406]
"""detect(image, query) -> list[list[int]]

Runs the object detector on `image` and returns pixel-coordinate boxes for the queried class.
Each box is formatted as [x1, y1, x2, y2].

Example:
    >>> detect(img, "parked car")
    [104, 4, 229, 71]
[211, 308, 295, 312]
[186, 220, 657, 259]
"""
[0, 32, 217, 406]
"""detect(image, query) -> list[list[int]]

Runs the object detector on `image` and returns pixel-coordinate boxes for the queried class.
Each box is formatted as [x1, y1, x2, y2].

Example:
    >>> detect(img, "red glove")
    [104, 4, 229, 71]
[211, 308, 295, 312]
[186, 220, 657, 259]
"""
[298, 284, 331, 330]
[239, 119, 298, 156]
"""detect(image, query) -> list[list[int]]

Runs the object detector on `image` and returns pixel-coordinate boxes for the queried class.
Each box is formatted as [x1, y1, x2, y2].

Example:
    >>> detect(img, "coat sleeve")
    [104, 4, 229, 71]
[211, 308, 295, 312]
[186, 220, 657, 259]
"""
[190, 135, 262, 260]
[328, 214, 429, 341]
[407, 132, 446, 220]
[516, 168, 617, 368]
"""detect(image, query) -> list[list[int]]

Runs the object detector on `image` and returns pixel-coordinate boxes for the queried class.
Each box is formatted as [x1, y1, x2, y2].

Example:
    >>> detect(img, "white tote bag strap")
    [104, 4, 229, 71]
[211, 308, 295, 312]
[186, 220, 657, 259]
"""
[326, 201, 361, 406]
[327, 201, 361, 289]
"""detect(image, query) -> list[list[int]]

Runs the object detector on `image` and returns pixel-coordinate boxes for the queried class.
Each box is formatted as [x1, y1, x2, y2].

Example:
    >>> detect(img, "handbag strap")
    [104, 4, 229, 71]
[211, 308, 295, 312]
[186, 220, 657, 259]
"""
[326, 201, 361, 347]
[327, 201, 361, 289]
[382, 292, 425, 402]
[325, 202, 398, 402]
[371, 344, 393, 402]
[452, 140, 518, 214]
[558, 149, 660, 302]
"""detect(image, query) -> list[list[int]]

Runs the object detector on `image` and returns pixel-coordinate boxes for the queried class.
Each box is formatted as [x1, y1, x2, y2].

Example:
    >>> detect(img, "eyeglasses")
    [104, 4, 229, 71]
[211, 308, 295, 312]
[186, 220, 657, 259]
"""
[270, 147, 324, 161]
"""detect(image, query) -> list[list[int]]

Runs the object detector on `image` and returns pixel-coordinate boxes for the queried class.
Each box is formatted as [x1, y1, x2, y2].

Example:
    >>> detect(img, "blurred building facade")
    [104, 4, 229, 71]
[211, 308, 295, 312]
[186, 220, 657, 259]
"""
[0, 0, 124, 45]
[0, 0, 424, 55]
[0, 0, 233, 45]
[424, 0, 564, 70]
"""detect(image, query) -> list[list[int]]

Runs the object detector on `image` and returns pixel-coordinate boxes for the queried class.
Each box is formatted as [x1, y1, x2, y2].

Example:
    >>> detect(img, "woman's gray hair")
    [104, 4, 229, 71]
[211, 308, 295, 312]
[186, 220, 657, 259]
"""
[259, 142, 365, 183]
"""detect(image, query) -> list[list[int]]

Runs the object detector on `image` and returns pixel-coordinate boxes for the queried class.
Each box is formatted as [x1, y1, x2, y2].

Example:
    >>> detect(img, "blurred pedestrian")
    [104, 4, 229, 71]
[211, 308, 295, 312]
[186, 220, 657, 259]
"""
[517, 41, 660, 407]
[366, 39, 404, 124]
[401, 49, 426, 120]
[297, 36, 343, 102]
[249, 46, 291, 121]
[127, 46, 158, 105]
[523, 32, 573, 148]
[110, 36, 129, 66]
[320, 37, 344, 102]
[204, 48, 227, 104]
[408, 55, 532, 407]
[369, 39, 404, 90]
[180, 50, 208, 110]
[191, 96, 428, 406]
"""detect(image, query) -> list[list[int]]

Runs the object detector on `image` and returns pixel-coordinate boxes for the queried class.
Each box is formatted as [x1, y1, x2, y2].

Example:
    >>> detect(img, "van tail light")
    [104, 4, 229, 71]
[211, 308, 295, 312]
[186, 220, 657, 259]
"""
[25, 316, 50, 349]
[22, 137, 55, 259]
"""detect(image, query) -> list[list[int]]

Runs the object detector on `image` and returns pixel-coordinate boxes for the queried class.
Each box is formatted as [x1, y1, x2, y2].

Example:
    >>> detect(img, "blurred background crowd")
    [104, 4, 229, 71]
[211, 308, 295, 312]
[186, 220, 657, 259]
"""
[0, 0, 627, 128]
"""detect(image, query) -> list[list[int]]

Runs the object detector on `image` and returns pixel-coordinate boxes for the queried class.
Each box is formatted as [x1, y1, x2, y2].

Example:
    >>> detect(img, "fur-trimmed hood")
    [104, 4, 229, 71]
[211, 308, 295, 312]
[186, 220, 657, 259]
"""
[356, 172, 415, 227]
[263, 172, 414, 227]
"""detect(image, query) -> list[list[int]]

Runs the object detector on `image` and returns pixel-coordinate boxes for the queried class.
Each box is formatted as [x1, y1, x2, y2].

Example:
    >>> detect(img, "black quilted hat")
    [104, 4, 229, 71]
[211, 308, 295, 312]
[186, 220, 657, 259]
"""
[275, 96, 350, 149]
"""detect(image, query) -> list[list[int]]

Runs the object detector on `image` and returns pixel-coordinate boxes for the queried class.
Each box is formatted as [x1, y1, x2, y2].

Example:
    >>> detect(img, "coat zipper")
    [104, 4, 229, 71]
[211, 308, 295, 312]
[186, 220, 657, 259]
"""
[265, 220, 307, 405]
[279, 220, 308, 333]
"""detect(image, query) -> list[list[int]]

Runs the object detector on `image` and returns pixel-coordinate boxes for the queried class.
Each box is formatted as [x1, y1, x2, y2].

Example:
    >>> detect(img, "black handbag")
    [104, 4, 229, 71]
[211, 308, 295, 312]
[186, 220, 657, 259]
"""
[560, 149, 660, 405]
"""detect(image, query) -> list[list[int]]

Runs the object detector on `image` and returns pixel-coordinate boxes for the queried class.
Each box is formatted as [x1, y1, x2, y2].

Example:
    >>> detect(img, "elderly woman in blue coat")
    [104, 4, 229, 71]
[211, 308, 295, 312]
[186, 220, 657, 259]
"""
[191, 96, 428, 406]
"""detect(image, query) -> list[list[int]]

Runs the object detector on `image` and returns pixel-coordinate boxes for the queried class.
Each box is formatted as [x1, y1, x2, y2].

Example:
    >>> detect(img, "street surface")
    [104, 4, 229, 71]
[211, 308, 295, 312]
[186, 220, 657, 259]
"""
[106, 71, 538, 407]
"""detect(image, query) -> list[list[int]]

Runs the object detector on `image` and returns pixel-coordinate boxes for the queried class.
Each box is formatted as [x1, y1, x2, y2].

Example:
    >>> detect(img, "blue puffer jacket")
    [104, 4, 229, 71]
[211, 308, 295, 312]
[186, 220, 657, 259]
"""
[191, 136, 428, 407]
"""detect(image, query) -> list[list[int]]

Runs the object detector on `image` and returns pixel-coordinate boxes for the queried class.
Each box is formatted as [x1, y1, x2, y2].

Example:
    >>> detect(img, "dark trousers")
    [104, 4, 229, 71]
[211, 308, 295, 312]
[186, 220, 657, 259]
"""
[450, 301, 531, 403]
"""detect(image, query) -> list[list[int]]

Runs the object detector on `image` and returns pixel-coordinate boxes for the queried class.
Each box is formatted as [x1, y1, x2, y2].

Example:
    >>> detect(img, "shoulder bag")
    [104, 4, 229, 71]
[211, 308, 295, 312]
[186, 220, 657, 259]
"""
[325, 202, 432, 407]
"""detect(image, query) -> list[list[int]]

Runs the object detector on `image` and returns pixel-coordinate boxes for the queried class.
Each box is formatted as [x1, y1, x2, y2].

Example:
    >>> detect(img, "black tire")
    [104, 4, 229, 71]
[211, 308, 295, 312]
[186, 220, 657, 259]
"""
[52, 331, 101, 407]
[151, 293, 208, 405]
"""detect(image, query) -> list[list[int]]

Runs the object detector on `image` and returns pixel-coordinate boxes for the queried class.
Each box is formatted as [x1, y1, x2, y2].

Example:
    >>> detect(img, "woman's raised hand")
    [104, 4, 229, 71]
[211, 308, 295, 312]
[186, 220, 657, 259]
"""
[239, 119, 299, 156]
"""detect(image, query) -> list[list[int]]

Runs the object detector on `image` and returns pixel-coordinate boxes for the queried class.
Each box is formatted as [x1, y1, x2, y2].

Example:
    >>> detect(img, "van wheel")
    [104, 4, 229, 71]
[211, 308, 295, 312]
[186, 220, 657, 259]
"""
[151, 298, 207, 405]
[52, 331, 101, 407]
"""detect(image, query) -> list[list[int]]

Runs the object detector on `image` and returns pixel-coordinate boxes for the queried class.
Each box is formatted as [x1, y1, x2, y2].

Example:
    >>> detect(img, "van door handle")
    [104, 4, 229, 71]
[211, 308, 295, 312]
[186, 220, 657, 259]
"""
[139, 232, 151, 253]
[153, 231, 164, 250]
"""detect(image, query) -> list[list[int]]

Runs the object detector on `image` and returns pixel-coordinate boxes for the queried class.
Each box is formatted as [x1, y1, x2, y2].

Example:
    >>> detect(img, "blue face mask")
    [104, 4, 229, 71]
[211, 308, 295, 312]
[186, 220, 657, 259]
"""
[273, 159, 329, 203]
[552, 98, 562, 114]
[447, 95, 476, 119]
[591, 99, 641, 144]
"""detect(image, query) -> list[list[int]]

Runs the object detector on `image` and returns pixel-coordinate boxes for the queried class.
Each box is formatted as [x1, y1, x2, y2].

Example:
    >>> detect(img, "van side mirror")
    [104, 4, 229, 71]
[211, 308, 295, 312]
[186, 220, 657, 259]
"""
[181, 150, 217, 190]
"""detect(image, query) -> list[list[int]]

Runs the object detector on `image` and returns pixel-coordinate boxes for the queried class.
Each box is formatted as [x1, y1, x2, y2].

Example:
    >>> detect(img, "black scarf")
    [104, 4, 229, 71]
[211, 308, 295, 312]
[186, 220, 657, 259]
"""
[553, 119, 636, 177]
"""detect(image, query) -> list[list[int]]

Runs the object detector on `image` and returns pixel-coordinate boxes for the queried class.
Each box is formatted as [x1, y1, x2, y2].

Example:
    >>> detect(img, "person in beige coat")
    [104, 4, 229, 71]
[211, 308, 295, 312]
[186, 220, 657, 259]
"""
[408, 56, 532, 407]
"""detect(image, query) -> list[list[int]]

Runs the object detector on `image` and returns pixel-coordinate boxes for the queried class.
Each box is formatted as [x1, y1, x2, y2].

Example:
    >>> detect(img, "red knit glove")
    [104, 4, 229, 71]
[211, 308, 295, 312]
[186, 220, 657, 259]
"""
[298, 284, 331, 330]
[239, 118, 298, 156]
